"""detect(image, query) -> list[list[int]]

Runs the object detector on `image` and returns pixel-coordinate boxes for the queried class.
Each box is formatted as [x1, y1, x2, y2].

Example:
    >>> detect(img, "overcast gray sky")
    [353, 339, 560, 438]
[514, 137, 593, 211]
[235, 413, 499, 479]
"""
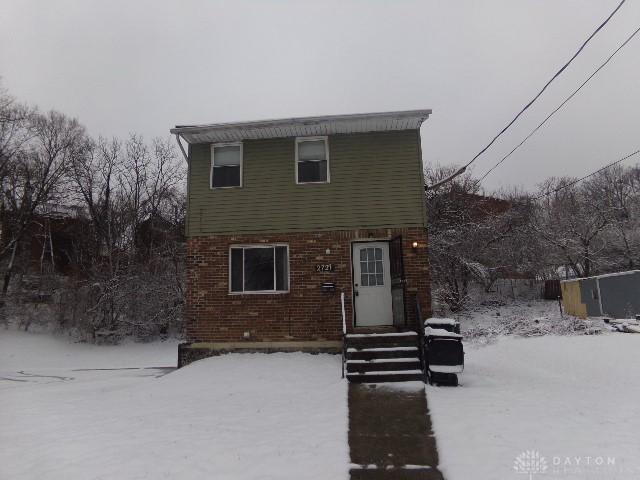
[1, 0, 639, 192]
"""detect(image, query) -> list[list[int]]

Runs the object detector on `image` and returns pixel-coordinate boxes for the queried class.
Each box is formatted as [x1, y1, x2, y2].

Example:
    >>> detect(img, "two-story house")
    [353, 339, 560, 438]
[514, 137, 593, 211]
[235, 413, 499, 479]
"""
[172, 110, 432, 379]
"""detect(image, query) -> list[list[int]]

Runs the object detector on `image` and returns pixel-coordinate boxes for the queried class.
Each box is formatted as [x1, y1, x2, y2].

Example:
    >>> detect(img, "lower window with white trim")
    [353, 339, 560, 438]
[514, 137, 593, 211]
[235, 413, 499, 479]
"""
[230, 245, 289, 293]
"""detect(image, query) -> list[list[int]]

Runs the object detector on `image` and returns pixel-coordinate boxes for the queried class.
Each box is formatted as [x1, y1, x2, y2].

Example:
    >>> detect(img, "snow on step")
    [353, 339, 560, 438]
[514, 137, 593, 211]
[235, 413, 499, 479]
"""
[352, 370, 423, 375]
[346, 332, 417, 338]
[425, 317, 458, 326]
[424, 327, 462, 338]
[347, 346, 418, 353]
[429, 364, 464, 374]
[347, 357, 419, 364]
[350, 464, 433, 470]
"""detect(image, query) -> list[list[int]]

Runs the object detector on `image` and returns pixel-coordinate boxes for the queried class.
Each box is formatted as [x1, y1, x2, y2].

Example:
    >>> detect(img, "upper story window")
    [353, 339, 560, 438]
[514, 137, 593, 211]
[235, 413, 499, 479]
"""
[211, 143, 242, 188]
[296, 137, 329, 184]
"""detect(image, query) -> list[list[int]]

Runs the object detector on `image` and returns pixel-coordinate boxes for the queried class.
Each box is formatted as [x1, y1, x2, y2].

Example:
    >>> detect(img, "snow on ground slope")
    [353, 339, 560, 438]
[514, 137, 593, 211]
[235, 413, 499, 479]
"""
[1, 330, 348, 480]
[0, 329, 179, 369]
[452, 299, 601, 342]
[427, 334, 640, 480]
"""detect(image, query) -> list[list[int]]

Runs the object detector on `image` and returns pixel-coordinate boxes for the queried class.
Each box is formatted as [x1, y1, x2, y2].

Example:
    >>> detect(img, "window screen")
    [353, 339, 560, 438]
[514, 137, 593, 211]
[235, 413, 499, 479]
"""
[297, 139, 328, 183]
[230, 246, 289, 293]
[212, 144, 241, 188]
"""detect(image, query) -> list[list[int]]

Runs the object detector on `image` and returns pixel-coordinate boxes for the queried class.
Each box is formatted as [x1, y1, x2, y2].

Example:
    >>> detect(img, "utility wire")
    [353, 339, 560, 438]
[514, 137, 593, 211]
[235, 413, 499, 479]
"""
[426, 0, 627, 191]
[534, 149, 640, 200]
[479, 24, 640, 184]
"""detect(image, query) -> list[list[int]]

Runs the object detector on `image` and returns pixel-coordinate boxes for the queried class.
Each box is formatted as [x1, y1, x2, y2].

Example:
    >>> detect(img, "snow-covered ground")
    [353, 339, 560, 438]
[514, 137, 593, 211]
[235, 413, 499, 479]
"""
[428, 334, 640, 480]
[0, 330, 348, 480]
[5, 301, 639, 480]
[456, 299, 600, 342]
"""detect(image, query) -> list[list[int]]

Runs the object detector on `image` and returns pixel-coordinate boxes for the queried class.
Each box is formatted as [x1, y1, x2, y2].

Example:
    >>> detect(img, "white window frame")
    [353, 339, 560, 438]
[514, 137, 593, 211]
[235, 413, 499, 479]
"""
[228, 244, 290, 295]
[210, 142, 243, 189]
[295, 136, 330, 185]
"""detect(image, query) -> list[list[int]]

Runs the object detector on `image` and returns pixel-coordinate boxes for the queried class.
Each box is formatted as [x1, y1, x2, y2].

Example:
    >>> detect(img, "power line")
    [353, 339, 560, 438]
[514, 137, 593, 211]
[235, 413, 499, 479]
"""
[426, 0, 627, 191]
[534, 149, 640, 200]
[478, 24, 640, 184]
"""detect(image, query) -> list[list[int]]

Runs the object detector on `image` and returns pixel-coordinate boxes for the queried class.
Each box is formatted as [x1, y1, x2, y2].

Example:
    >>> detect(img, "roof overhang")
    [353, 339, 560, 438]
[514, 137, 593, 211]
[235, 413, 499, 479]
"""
[170, 109, 431, 144]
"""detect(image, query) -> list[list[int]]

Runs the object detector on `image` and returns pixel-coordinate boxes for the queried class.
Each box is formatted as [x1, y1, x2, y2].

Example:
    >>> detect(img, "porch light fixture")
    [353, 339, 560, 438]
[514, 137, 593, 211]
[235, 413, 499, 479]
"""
[412, 241, 419, 248]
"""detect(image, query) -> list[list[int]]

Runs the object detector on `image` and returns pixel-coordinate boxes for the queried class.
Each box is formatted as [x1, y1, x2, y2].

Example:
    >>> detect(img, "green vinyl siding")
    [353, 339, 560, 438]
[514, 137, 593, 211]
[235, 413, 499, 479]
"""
[187, 130, 426, 235]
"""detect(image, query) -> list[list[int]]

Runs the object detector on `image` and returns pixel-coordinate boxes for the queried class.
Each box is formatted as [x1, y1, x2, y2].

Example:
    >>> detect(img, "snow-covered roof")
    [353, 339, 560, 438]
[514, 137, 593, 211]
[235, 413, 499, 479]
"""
[170, 109, 431, 144]
[560, 269, 640, 283]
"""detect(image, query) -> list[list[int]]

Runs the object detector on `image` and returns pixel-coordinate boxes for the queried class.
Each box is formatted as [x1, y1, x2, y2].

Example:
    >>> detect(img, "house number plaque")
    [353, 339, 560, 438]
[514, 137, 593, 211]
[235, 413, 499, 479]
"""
[315, 264, 334, 272]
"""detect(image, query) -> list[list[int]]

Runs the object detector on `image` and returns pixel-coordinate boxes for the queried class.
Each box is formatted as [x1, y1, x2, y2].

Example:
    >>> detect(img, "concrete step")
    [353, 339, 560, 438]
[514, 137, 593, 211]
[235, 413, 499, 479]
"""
[347, 346, 419, 361]
[346, 358, 421, 373]
[349, 467, 443, 480]
[347, 370, 425, 383]
[346, 332, 419, 349]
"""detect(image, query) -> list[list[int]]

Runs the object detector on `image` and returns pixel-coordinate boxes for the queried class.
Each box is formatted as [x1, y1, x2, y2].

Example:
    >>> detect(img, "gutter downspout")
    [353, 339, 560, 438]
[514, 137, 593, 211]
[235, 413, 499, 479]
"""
[175, 133, 189, 163]
[174, 134, 191, 237]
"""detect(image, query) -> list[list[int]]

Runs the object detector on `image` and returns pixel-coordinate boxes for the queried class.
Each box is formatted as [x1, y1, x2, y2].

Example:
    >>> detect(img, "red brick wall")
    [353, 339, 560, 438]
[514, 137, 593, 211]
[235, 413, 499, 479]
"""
[186, 227, 431, 343]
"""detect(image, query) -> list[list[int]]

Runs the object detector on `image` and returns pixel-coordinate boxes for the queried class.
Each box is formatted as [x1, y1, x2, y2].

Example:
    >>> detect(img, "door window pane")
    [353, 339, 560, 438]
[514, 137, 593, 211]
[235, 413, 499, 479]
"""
[359, 247, 384, 287]
[374, 248, 384, 286]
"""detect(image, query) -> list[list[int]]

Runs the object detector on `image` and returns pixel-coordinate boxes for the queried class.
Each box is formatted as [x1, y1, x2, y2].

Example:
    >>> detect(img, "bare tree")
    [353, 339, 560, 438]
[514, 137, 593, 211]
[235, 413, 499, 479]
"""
[0, 82, 34, 180]
[534, 177, 610, 278]
[66, 132, 186, 341]
[426, 166, 547, 311]
[584, 165, 640, 271]
[69, 137, 123, 267]
[1, 110, 86, 293]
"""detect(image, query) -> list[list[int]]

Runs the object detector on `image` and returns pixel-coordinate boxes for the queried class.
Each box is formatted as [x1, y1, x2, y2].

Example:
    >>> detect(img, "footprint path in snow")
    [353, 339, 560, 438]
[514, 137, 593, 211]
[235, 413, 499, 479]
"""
[0, 367, 175, 384]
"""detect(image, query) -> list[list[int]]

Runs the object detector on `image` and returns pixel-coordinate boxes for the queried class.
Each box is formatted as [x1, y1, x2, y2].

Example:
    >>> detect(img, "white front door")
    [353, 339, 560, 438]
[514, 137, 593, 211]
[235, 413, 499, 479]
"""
[353, 242, 393, 326]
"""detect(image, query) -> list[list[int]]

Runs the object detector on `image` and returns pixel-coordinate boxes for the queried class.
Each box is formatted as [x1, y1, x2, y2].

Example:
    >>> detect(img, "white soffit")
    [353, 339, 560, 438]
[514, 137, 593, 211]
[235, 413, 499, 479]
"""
[170, 109, 432, 144]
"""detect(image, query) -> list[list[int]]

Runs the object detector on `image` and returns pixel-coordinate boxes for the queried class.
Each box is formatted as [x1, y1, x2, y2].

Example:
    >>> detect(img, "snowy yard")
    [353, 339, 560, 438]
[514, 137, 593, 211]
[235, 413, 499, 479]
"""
[428, 334, 640, 480]
[0, 331, 348, 480]
[4, 305, 640, 480]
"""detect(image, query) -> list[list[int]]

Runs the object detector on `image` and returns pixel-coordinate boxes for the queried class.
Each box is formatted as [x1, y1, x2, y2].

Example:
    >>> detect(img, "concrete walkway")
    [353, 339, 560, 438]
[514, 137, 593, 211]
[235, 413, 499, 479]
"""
[348, 383, 445, 480]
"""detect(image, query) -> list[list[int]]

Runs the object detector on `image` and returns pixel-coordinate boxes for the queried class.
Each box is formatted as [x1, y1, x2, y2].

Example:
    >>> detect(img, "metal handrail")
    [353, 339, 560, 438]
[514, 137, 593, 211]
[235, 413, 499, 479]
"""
[341, 291, 346, 379]
[415, 295, 427, 381]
